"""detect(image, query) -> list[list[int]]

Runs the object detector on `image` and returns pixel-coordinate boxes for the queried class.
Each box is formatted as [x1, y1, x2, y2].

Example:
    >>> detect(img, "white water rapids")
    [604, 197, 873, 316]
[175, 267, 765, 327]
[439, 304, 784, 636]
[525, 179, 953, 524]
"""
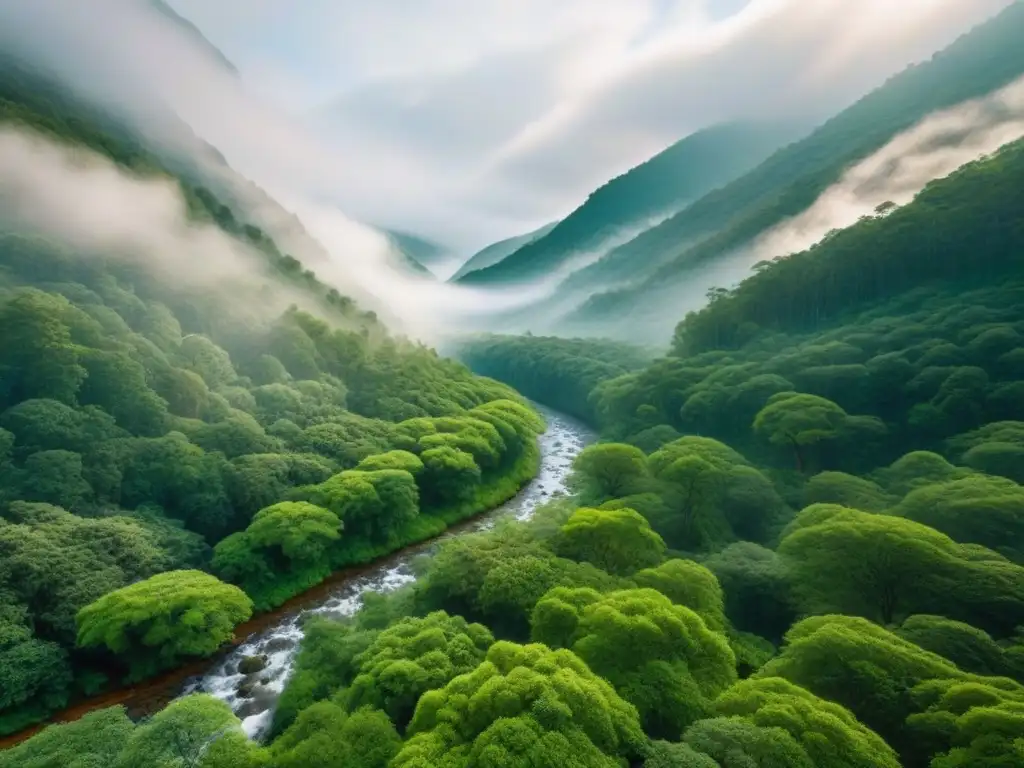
[185, 405, 594, 739]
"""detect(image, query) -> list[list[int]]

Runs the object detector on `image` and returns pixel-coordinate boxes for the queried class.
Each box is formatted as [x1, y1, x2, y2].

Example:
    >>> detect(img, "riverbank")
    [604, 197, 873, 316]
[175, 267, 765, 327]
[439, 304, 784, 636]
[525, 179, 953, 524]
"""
[1, 408, 594, 749]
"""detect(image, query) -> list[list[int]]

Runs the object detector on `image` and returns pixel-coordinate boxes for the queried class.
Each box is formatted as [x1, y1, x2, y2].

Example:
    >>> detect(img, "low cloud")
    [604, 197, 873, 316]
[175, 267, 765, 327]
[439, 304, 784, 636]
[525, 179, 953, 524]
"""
[754, 75, 1024, 260]
[0, 127, 383, 329]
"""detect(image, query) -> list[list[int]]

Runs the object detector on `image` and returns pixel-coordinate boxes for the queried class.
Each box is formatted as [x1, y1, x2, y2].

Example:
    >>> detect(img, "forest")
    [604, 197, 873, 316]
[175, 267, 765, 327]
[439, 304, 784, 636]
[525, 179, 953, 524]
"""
[0, 60, 546, 741]
[6, 6, 1024, 768]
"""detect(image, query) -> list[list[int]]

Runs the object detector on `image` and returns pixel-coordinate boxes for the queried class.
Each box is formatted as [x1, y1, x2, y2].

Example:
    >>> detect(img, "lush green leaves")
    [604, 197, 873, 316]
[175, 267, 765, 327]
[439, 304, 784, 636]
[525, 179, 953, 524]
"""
[76, 570, 252, 679]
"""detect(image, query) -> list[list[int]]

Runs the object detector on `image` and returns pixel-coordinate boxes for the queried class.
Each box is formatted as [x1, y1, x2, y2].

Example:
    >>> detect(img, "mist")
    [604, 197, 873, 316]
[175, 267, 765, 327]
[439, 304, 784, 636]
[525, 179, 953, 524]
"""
[0, 127, 387, 331]
[754, 74, 1024, 261]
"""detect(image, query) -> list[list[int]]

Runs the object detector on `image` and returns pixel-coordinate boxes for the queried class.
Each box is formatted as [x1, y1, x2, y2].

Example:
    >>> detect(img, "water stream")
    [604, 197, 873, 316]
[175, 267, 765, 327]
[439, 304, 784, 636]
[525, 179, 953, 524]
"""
[191, 405, 594, 739]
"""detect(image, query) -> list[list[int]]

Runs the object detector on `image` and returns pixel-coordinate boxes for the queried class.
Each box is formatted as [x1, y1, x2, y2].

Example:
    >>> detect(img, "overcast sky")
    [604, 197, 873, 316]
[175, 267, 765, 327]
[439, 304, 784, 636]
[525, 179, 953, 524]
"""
[1, 0, 1014, 253]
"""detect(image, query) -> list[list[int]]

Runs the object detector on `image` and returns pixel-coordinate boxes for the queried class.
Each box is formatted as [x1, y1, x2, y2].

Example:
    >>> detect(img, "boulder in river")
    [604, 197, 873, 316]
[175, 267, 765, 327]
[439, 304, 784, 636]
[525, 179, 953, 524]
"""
[238, 655, 267, 675]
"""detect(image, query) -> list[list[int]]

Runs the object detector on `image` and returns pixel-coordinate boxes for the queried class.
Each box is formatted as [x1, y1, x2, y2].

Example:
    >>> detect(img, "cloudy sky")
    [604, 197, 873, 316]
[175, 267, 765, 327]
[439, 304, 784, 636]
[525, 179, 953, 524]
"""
[1, 0, 1014, 254]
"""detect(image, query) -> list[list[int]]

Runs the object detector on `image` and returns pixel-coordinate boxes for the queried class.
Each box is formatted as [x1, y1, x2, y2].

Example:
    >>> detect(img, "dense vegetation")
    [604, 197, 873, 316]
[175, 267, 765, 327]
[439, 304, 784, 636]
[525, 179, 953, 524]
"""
[0, 60, 545, 736]
[458, 122, 795, 285]
[8, 5, 1024, 768]
[564, 0, 1024, 324]
[458, 335, 654, 423]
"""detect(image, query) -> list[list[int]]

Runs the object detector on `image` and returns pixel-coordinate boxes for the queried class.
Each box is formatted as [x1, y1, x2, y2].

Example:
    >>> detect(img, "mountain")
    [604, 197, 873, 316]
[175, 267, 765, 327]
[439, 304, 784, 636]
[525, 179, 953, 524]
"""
[562, 1, 1024, 335]
[456, 121, 799, 285]
[0, 54, 542, 738]
[149, 0, 238, 75]
[382, 229, 452, 276]
[451, 221, 557, 281]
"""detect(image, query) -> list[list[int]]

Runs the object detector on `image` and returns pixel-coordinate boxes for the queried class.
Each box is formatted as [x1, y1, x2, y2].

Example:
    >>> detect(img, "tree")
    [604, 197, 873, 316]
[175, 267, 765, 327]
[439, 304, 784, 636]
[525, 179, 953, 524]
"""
[245, 502, 341, 565]
[892, 475, 1024, 557]
[804, 471, 893, 511]
[759, 614, 970, 750]
[682, 717, 814, 767]
[114, 694, 257, 768]
[571, 443, 650, 501]
[713, 677, 900, 768]
[76, 570, 253, 679]
[778, 504, 1024, 629]
[531, 587, 735, 738]
[393, 642, 648, 768]
[268, 701, 400, 768]
[897, 614, 1019, 679]
[343, 611, 493, 731]
[633, 559, 727, 631]
[419, 446, 481, 506]
[303, 469, 418, 544]
[646, 437, 785, 548]
[872, 450, 973, 496]
[556, 507, 666, 576]
[0, 705, 135, 768]
[269, 619, 379, 738]
[0, 609, 72, 734]
[703, 542, 794, 642]
[752, 392, 848, 471]
[0, 503, 170, 645]
[906, 678, 1024, 768]
[355, 450, 424, 475]
[0, 289, 86, 406]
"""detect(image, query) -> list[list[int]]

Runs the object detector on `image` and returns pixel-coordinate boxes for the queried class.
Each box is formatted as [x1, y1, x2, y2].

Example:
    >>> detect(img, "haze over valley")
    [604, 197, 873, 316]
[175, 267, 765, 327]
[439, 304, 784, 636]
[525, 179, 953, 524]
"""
[3, 3, 1024, 767]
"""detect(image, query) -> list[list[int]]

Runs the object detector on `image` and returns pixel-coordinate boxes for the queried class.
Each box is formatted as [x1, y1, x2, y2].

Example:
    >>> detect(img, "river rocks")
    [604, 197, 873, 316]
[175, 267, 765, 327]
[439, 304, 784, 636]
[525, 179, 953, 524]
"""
[236, 679, 257, 698]
[238, 655, 267, 675]
[263, 636, 293, 654]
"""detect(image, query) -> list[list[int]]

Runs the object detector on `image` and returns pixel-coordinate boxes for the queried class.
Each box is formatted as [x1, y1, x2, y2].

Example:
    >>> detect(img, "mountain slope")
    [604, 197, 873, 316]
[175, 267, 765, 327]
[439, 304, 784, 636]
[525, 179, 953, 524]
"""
[566, 1, 1024, 329]
[457, 122, 799, 285]
[451, 221, 557, 281]
[0, 55, 541, 736]
[383, 229, 451, 274]
[149, 0, 238, 75]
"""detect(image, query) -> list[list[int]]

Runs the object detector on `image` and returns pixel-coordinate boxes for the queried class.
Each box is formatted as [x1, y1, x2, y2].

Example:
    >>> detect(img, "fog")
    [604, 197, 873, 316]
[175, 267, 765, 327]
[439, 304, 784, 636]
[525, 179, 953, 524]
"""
[754, 75, 1024, 261]
[541, 74, 1024, 346]
[0, 128, 385, 329]
[1, 0, 1022, 349]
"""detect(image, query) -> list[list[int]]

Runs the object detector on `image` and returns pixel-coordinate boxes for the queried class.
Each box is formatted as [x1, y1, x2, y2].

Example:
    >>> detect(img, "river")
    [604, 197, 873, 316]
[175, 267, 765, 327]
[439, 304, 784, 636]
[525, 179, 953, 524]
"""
[188, 405, 593, 739]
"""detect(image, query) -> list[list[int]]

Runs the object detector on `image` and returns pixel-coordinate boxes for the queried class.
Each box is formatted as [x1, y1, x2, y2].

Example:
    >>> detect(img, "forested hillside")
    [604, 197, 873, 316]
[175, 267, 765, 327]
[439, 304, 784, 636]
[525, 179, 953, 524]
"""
[0, 58, 545, 737]
[445, 110, 1024, 767]
[8, 5, 1024, 768]
[458, 122, 796, 285]
[564, 0, 1024, 324]
[450, 221, 557, 281]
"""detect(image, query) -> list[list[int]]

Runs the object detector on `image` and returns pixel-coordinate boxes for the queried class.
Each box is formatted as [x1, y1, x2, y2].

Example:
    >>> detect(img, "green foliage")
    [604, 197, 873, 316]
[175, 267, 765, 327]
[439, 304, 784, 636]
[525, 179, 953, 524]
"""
[892, 474, 1024, 559]
[703, 542, 794, 642]
[245, 502, 341, 563]
[343, 611, 493, 731]
[458, 335, 653, 422]
[761, 615, 961, 738]
[714, 676, 901, 768]
[753, 392, 849, 472]
[897, 614, 1023, 680]
[804, 471, 894, 512]
[531, 587, 736, 737]
[113, 694, 248, 768]
[76, 570, 252, 679]
[643, 436, 787, 548]
[0, 706, 134, 768]
[269, 618, 380, 738]
[633, 558, 727, 631]
[572, 442, 650, 501]
[413, 522, 625, 641]
[555, 506, 666, 576]
[268, 702, 400, 768]
[393, 641, 648, 768]
[779, 504, 1024, 630]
